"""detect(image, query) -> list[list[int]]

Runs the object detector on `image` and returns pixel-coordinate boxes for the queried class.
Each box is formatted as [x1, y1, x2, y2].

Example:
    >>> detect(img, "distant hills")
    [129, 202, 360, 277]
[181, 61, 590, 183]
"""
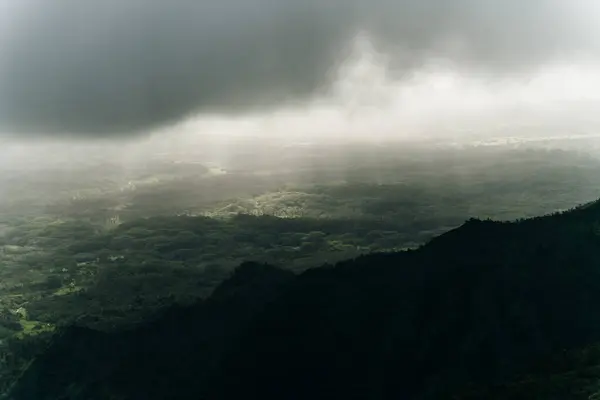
[9, 200, 600, 399]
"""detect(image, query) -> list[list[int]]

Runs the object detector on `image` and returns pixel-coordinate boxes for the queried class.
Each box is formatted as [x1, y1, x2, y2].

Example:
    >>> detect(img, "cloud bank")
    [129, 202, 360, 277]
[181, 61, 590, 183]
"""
[1, 0, 600, 137]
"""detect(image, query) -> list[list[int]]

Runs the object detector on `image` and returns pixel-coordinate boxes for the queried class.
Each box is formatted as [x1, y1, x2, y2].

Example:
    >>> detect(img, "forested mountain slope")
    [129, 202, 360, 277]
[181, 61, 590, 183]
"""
[9, 201, 600, 399]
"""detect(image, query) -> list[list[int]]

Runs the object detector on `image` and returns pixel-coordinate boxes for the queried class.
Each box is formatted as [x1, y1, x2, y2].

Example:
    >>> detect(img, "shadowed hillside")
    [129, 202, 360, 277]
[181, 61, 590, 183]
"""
[8, 200, 600, 399]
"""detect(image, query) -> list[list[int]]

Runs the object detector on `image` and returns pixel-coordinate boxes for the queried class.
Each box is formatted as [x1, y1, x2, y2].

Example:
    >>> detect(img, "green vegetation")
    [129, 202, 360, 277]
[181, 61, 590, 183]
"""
[2, 142, 600, 397]
[11, 199, 600, 398]
[2, 145, 597, 335]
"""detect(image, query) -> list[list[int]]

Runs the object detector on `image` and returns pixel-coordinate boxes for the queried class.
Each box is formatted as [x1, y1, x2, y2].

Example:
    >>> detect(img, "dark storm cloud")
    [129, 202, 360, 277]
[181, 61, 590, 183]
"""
[0, 0, 597, 136]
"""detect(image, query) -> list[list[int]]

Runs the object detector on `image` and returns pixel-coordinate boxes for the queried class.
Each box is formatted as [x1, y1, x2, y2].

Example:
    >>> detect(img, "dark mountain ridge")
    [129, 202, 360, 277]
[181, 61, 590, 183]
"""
[8, 200, 600, 399]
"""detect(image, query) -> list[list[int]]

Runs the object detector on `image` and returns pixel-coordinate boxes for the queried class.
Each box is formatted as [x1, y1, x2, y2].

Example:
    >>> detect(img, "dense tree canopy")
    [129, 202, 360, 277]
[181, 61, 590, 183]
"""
[8, 200, 600, 398]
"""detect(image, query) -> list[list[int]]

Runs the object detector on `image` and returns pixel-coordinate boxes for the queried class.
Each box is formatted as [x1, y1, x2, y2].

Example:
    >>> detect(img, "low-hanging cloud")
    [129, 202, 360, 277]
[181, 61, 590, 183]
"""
[1, 0, 600, 137]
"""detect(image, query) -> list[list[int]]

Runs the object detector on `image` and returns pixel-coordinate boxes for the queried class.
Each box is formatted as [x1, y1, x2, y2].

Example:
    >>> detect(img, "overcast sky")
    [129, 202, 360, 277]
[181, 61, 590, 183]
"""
[1, 0, 600, 138]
